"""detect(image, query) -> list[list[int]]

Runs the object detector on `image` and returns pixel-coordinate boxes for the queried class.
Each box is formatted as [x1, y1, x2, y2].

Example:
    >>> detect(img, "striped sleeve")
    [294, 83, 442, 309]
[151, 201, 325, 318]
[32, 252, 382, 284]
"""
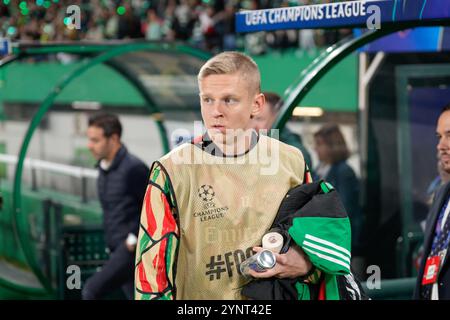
[287, 182, 351, 276]
[134, 161, 179, 300]
[289, 216, 351, 275]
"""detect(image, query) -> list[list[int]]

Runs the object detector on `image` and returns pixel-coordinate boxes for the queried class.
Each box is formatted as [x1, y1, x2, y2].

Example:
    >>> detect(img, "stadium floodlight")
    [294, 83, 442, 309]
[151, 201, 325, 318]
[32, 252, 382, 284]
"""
[72, 101, 102, 111]
[292, 106, 324, 117]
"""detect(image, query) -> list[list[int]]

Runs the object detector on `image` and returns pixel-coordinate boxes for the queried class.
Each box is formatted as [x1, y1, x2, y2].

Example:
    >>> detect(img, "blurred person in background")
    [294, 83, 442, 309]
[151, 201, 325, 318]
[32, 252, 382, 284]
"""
[251, 92, 313, 170]
[117, 2, 143, 39]
[84, 113, 149, 300]
[414, 104, 450, 300]
[313, 124, 362, 252]
[217, 2, 237, 51]
[0, 0, 331, 54]
[104, 6, 119, 39]
[144, 7, 164, 41]
[413, 155, 450, 280]
[427, 157, 450, 207]
[171, 0, 196, 41]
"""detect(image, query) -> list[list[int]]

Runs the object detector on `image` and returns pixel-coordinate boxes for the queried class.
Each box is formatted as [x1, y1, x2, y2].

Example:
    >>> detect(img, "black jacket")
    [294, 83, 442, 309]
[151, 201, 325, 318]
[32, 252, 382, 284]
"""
[241, 180, 367, 300]
[414, 182, 450, 299]
[97, 145, 149, 250]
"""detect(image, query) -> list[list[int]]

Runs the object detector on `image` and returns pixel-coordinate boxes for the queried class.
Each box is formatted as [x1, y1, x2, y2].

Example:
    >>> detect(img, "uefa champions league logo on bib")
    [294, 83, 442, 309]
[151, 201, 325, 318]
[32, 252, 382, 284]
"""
[198, 185, 215, 203]
[194, 185, 228, 220]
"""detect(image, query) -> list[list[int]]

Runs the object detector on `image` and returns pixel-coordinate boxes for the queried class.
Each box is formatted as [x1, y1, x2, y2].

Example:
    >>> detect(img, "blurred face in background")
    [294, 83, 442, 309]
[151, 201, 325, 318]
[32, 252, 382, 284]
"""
[87, 126, 117, 161]
[314, 136, 331, 164]
[251, 101, 276, 133]
[437, 110, 450, 174]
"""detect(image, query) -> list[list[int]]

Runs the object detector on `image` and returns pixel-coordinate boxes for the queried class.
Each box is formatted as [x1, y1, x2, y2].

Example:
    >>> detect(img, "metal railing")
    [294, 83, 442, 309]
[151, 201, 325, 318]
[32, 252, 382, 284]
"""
[0, 154, 97, 203]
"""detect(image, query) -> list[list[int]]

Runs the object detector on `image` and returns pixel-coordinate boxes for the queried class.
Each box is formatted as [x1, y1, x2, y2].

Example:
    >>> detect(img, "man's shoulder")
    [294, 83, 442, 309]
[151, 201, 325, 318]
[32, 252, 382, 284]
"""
[439, 180, 450, 191]
[124, 151, 148, 169]
[433, 181, 450, 204]
[333, 161, 353, 174]
[146, 143, 196, 186]
[150, 142, 196, 174]
[261, 134, 304, 159]
[158, 142, 195, 163]
[260, 133, 294, 148]
[259, 135, 306, 174]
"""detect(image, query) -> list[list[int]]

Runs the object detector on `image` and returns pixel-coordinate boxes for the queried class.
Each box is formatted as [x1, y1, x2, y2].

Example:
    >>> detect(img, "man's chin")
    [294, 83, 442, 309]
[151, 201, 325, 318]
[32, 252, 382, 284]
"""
[208, 128, 228, 140]
[442, 163, 450, 174]
[209, 132, 229, 145]
[209, 129, 256, 145]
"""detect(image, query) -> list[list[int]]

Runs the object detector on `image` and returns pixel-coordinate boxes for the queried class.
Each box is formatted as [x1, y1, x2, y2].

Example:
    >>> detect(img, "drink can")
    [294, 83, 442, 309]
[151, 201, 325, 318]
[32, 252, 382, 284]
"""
[239, 249, 276, 276]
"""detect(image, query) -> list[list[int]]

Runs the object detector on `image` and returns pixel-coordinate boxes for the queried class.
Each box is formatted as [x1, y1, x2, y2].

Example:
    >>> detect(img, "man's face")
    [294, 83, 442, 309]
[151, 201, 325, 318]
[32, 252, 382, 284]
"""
[251, 101, 276, 133]
[437, 110, 450, 173]
[199, 73, 263, 145]
[87, 126, 112, 161]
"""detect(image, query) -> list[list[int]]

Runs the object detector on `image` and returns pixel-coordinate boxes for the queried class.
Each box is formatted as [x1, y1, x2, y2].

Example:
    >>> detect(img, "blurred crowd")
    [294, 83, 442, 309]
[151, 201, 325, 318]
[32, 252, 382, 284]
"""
[0, 0, 352, 54]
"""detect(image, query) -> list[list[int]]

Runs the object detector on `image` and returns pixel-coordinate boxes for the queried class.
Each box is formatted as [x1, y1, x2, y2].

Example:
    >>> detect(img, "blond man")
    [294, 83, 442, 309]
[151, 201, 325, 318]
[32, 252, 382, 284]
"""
[134, 52, 312, 300]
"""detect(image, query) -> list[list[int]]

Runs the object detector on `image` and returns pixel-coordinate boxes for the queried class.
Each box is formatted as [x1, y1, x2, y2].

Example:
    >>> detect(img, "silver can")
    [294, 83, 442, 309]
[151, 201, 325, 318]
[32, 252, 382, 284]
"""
[239, 249, 276, 276]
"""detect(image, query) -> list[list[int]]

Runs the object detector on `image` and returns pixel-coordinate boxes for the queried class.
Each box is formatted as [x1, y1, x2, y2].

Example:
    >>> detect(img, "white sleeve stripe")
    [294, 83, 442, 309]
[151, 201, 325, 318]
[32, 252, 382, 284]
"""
[303, 240, 351, 263]
[344, 274, 361, 299]
[346, 286, 356, 300]
[305, 234, 351, 257]
[303, 247, 350, 271]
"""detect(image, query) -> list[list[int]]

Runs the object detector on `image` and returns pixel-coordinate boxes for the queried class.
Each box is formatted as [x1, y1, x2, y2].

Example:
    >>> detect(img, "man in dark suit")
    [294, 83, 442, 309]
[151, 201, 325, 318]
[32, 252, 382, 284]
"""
[415, 105, 450, 300]
[83, 113, 149, 299]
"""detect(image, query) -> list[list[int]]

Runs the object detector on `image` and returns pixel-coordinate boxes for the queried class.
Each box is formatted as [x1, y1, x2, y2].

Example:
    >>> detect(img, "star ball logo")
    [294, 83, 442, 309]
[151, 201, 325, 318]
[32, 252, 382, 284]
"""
[194, 185, 228, 222]
[198, 185, 215, 203]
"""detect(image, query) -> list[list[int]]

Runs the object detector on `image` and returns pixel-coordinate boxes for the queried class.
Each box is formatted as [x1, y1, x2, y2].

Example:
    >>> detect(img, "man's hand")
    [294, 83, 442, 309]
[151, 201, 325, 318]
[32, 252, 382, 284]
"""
[247, 244, 312, 279]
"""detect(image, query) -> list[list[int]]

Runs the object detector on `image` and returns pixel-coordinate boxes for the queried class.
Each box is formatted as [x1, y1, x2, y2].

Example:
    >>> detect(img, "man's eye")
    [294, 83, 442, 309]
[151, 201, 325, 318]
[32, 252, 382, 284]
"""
[203, 98, 212, 104]
[225, 98, 236, 104]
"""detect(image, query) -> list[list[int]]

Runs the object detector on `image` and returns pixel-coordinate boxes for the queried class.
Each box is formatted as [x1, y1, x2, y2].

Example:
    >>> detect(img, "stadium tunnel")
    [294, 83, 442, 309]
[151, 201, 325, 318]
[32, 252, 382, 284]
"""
[0, 41, 210, 298]
[1, 0, 450, 300]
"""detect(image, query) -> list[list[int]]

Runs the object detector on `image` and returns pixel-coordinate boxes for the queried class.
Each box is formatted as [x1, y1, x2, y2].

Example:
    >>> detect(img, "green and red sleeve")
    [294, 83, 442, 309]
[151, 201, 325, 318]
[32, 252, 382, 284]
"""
[135, 162, 179, 300]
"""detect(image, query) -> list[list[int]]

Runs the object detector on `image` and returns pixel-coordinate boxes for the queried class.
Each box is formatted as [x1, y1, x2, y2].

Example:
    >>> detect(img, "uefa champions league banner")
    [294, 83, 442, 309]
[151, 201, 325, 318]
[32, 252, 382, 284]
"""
[235, 0, 450, 33]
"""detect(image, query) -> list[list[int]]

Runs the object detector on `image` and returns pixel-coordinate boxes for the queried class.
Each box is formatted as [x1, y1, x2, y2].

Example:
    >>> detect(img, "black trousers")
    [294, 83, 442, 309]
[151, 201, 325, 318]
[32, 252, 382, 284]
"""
[82, 242, 135, 300]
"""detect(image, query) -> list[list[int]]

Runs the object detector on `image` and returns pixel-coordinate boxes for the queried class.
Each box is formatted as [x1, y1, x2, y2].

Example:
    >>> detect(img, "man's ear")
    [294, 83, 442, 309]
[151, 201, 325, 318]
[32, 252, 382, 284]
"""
[110, 133, 120, 144]
[251, 93, 265, 118]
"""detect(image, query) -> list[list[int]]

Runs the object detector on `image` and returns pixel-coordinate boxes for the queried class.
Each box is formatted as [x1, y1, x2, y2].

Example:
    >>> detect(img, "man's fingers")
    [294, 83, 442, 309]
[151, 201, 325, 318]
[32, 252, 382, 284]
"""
[247, 268, 277, 279]
[276, 253, 288, 265]
[253, 247, 286, 264]
[247, 247, 289, 278]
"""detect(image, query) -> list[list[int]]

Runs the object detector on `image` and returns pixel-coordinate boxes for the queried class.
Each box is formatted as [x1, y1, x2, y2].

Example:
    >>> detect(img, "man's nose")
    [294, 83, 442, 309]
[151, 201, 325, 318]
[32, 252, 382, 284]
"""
[438, 137, 447, 152]
[211, 101, 224, 118]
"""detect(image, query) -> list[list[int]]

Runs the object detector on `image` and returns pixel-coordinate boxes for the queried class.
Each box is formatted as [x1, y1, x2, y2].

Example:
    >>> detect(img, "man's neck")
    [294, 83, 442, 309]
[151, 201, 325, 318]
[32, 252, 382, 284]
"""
[210, 130, 257, 156]
[105, 143, 122, 163]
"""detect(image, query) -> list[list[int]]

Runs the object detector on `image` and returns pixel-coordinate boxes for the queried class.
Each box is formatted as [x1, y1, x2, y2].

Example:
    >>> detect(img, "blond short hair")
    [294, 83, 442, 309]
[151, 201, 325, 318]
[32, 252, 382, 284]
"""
[198, 51, 261, 94]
